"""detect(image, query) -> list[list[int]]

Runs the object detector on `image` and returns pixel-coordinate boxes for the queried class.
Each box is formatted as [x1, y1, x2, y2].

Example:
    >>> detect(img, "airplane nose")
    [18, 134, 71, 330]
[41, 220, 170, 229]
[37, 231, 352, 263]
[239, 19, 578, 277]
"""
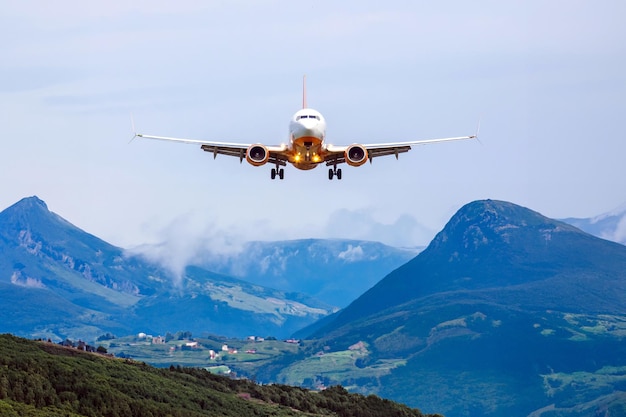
[296, 119, 319, 136]
[301, 119, 318, 129]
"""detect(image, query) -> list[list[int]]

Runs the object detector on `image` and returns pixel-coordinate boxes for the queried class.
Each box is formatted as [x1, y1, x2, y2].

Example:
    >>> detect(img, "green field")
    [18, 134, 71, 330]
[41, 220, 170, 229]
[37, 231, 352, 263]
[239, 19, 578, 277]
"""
[101, 333, 405, 393]
[102, 334, 300, 374]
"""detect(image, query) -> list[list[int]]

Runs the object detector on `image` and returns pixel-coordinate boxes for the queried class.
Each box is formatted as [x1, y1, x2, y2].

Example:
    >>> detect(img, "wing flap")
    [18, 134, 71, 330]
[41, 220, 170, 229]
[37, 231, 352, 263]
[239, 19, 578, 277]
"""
[201, 145, 246, 158]
[323, 146, 412, 166]
[367, 146, 411, 159]
[200, 144, 288, 166]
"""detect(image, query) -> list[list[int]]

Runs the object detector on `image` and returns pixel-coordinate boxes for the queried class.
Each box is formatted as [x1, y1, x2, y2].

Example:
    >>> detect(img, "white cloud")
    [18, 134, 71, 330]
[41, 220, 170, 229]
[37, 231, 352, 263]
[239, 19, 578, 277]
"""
[337, 245, 366, 262]
[126, 211, 246, 286]
[610, 215, 626, 245]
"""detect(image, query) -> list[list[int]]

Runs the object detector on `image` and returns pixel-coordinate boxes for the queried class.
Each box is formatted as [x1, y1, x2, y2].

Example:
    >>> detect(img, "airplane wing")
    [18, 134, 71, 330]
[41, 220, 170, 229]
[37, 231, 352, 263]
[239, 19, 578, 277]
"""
[134, 133, 289, 165]
[324, 134, 477, 165]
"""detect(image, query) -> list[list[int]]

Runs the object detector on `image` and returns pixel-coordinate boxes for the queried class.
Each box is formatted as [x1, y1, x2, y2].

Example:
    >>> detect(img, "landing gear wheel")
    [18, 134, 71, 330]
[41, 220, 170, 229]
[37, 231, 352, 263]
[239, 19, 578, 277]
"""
[278, 168, 284, 180]
[328, 167, 342, 180]
[271, 168, 277, 180]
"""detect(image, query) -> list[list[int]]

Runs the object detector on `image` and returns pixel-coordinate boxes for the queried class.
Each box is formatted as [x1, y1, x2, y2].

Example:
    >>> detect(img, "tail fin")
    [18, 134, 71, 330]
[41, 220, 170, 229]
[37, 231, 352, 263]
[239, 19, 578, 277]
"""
[302, 74, 307, 109]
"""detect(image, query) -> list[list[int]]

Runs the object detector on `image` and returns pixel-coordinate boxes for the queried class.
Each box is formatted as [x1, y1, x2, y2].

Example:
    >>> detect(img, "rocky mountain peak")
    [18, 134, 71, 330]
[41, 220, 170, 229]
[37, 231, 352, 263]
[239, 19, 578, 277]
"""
[17, 195, 49, 211]
[1, 196, 50, 222]
[428, 200, 579, 255]
[0, 196, 80, 244]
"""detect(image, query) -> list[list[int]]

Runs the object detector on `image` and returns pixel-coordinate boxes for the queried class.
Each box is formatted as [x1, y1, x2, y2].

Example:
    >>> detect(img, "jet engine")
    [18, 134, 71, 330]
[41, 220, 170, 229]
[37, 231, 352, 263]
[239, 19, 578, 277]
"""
[246, 144, 270, 166]
[344, 144, 368, 167]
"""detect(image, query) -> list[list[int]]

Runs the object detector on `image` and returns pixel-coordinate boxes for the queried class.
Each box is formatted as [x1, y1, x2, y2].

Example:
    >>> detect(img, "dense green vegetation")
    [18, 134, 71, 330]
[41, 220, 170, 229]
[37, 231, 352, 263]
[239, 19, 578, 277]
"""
[0, 334, 439, 417]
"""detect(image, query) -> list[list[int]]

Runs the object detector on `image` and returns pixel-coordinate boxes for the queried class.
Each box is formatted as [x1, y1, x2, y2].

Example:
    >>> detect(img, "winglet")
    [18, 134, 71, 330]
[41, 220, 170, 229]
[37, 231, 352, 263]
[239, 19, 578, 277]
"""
[473, 117, 482, 145]
[302, 75, 307, 109]
[129, 113, 139, 144]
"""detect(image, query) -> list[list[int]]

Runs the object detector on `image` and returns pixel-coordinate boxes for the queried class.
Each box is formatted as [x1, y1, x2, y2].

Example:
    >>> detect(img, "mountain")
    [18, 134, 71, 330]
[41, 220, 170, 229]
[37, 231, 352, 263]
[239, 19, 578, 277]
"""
[262, 200, 626, 417]
[562, 203, 626, 245]
[198, 239, 419, 307]
[315, 200, 626, 330]
[0, 334, 437, 417]
[0, 197, 334, 340]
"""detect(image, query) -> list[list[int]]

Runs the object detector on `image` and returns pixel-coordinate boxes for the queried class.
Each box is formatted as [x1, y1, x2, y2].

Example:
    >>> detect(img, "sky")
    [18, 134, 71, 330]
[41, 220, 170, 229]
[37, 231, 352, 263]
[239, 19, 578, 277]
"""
[1, 0, 625, 254]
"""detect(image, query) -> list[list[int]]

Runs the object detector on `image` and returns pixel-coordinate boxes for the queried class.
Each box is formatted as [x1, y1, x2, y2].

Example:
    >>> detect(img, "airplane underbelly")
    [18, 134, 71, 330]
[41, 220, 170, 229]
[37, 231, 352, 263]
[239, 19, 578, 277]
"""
[292, 162, 318, 171]
[288, 135, 325, 169]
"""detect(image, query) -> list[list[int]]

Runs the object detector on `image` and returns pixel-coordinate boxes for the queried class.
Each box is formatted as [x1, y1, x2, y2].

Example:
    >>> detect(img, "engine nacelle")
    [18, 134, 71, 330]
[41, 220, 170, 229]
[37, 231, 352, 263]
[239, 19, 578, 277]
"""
[246, 144, 270, 166]
[344, 144, 368, 167]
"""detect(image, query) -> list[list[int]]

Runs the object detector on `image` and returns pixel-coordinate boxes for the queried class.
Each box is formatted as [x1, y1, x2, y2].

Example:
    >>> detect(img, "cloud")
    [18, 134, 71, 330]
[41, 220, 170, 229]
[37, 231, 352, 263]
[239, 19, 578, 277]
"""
[324, 208, 435, 247]
[126, 211, 246, 286]
[337, 245, 365, 262]
[609, 215, 626, 245]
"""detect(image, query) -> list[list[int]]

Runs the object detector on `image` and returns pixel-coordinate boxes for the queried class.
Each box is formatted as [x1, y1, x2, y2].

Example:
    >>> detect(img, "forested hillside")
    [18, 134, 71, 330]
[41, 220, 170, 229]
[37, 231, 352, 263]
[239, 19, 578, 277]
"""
[267, 200, 626, 417]
[0, 334, 438, 417]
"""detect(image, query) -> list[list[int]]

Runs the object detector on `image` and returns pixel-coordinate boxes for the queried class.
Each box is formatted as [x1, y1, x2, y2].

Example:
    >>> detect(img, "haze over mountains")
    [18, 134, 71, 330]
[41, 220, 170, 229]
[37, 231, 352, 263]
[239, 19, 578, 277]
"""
[0, 197, 340, 340]
[561, 203, 626, 246]
[195, 239, 418, 307]
[264, 200, 626, 417]
[0, 196, 416, 341]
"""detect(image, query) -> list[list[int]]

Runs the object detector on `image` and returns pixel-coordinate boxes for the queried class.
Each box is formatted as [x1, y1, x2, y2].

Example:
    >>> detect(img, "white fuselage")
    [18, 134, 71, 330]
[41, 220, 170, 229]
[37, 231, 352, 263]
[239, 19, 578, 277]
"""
[287, 108, 327, 170]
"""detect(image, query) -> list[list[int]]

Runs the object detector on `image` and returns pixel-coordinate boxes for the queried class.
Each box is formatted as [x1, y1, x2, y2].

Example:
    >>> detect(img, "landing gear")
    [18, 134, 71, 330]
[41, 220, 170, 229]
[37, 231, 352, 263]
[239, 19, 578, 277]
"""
[271, 168, 284, 180]
[328, 167, 342, 180]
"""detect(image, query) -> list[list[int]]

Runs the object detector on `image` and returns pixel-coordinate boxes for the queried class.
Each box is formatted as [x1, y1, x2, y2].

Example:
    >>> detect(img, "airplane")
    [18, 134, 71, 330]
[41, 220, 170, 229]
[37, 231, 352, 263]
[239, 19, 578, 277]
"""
[134, 77, 477, 180]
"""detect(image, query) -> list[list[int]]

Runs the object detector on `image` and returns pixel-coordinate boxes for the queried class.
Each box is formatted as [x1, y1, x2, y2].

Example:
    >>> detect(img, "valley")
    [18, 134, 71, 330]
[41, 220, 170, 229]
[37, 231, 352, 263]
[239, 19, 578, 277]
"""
[1, 197, 413, 341]
[3, 196, 626, 417]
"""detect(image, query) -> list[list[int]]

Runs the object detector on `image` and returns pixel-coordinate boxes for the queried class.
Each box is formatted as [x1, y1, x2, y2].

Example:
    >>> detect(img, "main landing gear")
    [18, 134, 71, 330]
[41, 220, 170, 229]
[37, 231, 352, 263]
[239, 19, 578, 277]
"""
[271, 167, 284, 180]
[328, 167, 342, 180]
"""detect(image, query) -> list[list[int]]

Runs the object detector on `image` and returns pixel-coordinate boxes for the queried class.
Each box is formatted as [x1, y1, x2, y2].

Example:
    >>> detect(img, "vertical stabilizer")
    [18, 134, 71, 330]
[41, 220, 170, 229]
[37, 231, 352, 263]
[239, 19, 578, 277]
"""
[302, 74, 307, 109]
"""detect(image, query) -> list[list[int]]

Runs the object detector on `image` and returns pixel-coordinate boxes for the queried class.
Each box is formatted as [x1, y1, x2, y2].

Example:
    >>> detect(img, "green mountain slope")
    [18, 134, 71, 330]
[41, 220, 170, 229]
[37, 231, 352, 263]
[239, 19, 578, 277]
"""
[0, 197, 333, 340]
[264, 200, 626, 417]
[198, 239, 419, 307]
[319, 200, 626, 334]
[0, 334, 438, 417]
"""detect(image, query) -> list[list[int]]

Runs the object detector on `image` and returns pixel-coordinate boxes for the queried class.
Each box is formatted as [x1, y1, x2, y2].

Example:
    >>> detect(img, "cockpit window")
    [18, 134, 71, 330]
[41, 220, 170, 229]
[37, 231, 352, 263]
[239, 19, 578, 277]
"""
[296, 115, 320, 121]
